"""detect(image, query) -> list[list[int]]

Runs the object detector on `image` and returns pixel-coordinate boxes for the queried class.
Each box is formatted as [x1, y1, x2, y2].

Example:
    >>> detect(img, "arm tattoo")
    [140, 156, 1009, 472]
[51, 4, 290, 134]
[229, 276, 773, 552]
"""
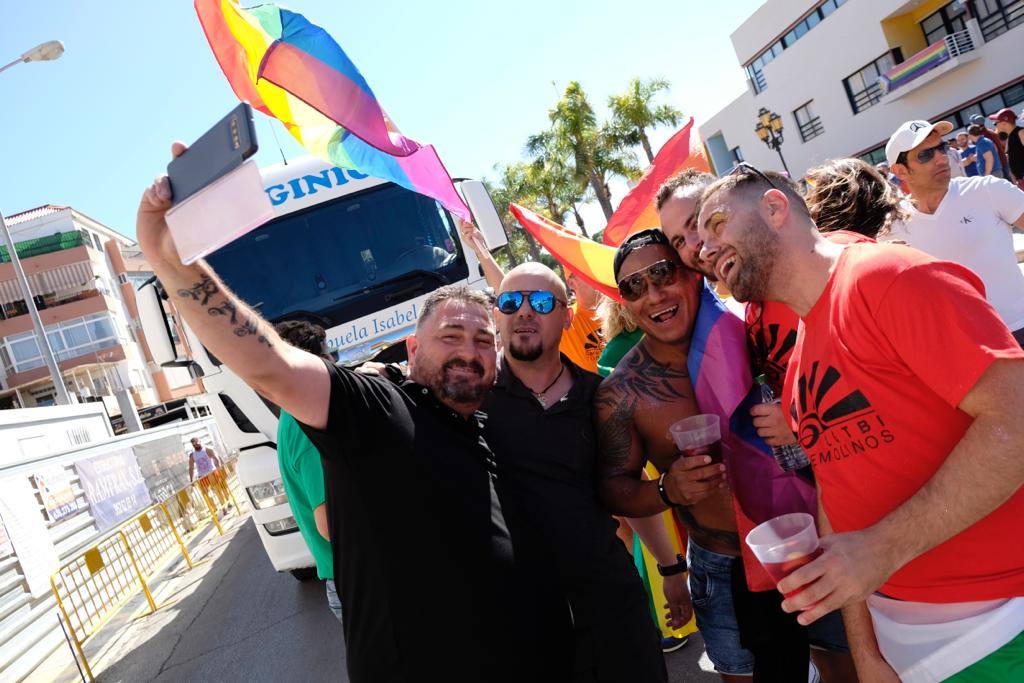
[177, 275, 219, 305]
[596, 393, 637, 477]
[177, 276, 273, 348]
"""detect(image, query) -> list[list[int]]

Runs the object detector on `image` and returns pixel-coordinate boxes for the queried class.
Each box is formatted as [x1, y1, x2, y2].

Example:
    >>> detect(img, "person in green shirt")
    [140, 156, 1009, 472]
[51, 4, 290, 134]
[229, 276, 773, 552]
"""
[275, 320, 341, 622]
[596, 296, 643, 378]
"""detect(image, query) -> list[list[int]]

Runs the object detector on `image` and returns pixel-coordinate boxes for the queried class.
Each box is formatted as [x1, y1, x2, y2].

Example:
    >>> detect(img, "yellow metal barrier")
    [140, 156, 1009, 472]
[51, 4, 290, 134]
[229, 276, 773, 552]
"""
[50, 466, 243, 680]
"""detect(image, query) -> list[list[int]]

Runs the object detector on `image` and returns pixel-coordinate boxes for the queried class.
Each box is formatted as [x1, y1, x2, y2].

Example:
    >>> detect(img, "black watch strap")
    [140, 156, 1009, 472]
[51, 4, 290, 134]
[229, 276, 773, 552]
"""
[657, 472, 675, 507]
[657, 554, 687, 577]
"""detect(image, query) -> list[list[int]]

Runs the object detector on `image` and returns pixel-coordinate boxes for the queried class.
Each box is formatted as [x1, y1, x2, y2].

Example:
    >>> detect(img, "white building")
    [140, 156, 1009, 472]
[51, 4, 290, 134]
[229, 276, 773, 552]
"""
[699, 0, 1024, 177]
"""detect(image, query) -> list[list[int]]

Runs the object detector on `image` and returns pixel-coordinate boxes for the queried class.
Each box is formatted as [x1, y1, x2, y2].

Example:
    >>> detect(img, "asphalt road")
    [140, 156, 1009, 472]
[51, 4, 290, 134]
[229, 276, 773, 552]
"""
[59, 517, 717, 682]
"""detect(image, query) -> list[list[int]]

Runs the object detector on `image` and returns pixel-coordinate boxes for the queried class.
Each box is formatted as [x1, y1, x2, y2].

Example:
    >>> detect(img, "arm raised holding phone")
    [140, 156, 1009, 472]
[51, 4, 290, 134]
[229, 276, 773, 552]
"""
[137, 142, 330, 429]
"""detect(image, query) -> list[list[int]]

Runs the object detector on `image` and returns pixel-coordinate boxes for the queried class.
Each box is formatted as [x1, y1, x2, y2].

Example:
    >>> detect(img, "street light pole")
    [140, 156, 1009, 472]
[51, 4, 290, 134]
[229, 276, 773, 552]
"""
[1, 40, 71, 405]
[754, 107, 791, 176]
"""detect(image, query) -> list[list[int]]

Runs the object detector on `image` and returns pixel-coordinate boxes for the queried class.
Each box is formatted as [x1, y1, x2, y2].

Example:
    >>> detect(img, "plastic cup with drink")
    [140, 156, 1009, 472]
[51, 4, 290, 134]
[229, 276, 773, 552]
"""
[668, 414, 722, 463]
[745, 512, 822, 597]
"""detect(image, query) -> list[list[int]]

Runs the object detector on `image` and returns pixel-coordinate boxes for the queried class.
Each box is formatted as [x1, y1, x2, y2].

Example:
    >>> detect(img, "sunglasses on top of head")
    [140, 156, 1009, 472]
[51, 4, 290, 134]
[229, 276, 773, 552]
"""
[729, 162, 777, 188]
[617, 260, 681, 302]
[496, 290, 566, 315]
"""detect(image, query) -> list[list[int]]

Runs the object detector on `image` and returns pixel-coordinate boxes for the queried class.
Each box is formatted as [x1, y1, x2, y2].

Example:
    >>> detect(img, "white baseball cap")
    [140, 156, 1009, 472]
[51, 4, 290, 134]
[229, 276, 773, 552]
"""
[885, 119, 954, 166]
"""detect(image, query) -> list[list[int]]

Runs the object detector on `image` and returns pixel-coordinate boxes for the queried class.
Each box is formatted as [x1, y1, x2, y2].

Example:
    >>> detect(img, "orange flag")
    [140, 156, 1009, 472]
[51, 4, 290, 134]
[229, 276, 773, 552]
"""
[509, 204, 621, 301]
[602, 118, 710, 246]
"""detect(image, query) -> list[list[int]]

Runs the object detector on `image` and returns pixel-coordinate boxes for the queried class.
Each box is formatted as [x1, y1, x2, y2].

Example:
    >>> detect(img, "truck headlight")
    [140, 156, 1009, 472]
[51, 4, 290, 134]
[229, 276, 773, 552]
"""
[264, 516, 299, 536]
[246, 479, 288, 509]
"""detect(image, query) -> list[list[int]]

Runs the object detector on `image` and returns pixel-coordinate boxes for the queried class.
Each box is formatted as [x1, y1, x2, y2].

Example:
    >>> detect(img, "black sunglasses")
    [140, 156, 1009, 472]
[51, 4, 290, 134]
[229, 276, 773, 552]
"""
[898, 140, 948, 166]
[729, 162, 778, 189]
[496, 290, 566, 315]
[617, 260, 681, 302]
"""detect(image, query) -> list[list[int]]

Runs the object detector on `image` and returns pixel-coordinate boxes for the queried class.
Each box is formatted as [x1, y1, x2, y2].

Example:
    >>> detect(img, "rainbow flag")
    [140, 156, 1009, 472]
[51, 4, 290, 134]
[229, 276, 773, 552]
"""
[509, 203, 621, 300]
[194, 0, 471, 220]
[879, 40, 949, 93]
[689, 283, 818, 591]
[603, 118, 710, 247]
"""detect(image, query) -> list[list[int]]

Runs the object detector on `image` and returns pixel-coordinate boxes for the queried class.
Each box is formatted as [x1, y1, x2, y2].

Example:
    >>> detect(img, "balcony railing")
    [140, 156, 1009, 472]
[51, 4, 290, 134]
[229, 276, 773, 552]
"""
[0, 230, 88, 263]
[0, 287, 102, 321]
[798, 117, 825, 142]
[878, 28, 977, 96]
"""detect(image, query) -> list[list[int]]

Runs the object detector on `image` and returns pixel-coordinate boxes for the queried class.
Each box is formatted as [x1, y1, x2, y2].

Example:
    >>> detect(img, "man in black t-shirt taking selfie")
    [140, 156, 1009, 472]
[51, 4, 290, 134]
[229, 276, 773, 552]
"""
[135, 144, 569, 683]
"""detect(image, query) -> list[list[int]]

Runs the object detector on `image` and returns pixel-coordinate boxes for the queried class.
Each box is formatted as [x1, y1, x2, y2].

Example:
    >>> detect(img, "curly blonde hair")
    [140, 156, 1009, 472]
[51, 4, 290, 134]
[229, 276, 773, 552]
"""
[596, 295, 637, 340]
[805, 158, 907, 238]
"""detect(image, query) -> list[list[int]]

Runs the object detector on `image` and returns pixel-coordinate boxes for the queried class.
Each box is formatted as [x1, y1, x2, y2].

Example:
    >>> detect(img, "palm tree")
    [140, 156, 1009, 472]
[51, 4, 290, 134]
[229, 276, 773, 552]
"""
[522, 130, 590, 234]
[608, 77, 683, 164]
[488, 163, 544, 263]
[546, 81, 640, 221]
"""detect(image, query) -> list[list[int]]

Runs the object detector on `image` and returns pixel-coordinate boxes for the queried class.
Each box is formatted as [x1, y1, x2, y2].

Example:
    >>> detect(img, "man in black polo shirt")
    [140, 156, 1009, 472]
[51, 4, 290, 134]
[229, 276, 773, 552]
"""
[486, 262, 667, 682]
[133, 162, 565, 683]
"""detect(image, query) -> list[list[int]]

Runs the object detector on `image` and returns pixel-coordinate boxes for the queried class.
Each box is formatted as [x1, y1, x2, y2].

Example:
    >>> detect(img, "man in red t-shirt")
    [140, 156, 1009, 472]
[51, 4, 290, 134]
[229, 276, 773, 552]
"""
[695, 166, 1024, 682]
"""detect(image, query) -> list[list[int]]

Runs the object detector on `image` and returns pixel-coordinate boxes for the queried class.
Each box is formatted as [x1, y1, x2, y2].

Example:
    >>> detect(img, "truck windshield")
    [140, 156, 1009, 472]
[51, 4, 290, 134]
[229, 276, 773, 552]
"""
[206, 182, 467, 324]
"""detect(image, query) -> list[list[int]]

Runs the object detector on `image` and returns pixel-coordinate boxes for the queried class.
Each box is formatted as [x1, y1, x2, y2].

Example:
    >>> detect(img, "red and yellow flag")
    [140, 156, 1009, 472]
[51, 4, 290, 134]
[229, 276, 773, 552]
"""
[602, 118, 710, 246]
[509, 204, 620, 301]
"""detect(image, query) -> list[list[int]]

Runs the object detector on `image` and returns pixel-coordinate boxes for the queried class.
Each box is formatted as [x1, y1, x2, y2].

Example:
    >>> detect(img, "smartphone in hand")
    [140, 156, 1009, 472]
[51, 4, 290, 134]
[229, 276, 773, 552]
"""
[168, 103, 258, 205]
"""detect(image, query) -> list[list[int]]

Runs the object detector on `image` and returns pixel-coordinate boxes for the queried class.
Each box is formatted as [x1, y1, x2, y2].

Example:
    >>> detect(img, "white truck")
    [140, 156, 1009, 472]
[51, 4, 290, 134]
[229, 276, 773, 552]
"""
[137, 157, 507, 578]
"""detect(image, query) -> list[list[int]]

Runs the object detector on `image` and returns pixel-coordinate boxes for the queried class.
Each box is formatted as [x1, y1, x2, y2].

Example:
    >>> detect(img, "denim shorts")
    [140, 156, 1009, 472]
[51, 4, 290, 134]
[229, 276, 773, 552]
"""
[325, 578, 343, 623]
[687, 540, 755, 675]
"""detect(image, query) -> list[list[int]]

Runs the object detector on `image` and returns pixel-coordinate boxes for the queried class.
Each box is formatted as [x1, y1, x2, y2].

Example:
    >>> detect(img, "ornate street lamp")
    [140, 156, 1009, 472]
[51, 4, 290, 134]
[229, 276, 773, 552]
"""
[754, 107, 790, 175]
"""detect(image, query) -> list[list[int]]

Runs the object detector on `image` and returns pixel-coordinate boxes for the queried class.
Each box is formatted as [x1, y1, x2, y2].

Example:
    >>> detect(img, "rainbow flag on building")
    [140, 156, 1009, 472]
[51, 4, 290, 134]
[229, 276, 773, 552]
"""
[194, 0, 471, 220]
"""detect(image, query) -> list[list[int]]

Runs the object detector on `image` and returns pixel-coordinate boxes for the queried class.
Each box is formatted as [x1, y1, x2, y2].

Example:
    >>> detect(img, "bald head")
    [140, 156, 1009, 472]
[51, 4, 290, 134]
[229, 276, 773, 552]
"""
[495, 262, 571, 363]
[500, 262, 568, 300]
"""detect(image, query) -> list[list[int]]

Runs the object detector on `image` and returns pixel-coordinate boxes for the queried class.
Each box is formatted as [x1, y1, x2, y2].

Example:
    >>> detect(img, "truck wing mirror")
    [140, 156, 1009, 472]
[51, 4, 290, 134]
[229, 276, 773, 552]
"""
[136, 277, 183, 367]
[457, 180, 508, 250]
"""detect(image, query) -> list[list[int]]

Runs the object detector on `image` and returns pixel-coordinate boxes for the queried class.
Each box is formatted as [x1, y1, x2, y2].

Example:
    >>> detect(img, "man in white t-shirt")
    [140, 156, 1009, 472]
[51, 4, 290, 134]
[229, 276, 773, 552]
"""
[886, 120, 1024, 345]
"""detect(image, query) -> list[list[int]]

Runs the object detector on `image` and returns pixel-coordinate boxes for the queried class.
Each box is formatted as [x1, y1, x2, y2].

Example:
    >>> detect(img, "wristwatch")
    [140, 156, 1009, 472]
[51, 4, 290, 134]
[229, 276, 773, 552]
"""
[657, 554, 687, 577]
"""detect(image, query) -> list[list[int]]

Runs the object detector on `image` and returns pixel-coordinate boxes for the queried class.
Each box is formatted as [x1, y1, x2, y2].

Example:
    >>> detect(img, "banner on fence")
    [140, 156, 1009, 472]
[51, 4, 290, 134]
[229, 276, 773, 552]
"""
[0, 476, 61, 596]
[75, 448, 153, 532]
[135, 435, 191, 503]
[33, 464, 83, 522]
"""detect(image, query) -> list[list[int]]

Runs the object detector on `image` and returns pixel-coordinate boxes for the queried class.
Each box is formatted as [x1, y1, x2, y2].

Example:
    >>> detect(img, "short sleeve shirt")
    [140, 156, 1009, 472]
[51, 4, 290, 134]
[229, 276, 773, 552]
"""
[889, 176, 1024, 330]
[277, 410, 332, 579]
[974, 136, 1002, 174]
[782, 244, 1024, 602]
[559, 302, 605, 373]
[298, 361, 553, 682]
[961, 144, 978, 177]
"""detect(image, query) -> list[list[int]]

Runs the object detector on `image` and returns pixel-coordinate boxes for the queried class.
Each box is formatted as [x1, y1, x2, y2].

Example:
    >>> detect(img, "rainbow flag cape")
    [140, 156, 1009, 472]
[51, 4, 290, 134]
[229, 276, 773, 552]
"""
[509, 203, 621, 300]
[689, 283, 818, 591]
[194, 0, 471, 220]
[603, 118, 710, 247]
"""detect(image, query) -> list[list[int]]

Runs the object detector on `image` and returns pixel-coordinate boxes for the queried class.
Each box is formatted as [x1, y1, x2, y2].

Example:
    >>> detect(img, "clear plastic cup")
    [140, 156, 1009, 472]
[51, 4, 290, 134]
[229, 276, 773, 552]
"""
[745, 512, 821, 592]
[669, 414, 722, 462]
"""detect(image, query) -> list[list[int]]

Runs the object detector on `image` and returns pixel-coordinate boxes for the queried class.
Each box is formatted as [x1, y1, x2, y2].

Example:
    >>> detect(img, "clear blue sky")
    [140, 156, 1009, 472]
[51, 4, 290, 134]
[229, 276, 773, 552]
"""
[0, 0, 763, 240]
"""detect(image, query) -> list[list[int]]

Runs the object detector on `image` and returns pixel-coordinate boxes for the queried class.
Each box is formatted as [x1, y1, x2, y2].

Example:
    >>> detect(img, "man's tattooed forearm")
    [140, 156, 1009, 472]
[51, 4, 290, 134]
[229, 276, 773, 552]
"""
[596, 394, 637, 476]
[208, 300, 273, 347]
[177, 275, 219, 306]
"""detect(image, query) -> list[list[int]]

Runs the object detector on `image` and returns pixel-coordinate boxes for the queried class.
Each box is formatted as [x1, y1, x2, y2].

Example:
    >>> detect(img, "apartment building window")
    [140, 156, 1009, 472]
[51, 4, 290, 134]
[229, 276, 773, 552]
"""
[1, 313, 120, 374]
[744, 0, 847, 94]
[943, 78, 1024, 129]
[975, 0, 1024, 41]
[731, 147, 744, 164]
[794, 101, 825, 142]
[843, 51, 900, 114]
[859, 147, 887, 167]
[920, 2, 967, 44]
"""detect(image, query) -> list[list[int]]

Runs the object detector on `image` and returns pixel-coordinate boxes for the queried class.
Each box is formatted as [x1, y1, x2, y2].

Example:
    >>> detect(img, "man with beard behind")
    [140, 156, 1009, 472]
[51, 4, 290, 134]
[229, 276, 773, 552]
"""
[485, 262, 667, 683]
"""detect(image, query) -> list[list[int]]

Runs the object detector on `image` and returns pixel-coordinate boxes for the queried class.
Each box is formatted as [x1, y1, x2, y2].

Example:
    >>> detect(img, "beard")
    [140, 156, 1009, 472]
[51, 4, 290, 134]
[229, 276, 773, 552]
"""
[730, 216, 779, 303]
[420, 357, 490, 404]
[508, 336, 544, 361]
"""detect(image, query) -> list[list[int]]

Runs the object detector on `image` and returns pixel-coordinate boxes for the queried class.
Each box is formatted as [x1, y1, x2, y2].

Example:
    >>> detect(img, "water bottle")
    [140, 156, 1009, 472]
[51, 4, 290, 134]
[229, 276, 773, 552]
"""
[755, 374, 811, 471]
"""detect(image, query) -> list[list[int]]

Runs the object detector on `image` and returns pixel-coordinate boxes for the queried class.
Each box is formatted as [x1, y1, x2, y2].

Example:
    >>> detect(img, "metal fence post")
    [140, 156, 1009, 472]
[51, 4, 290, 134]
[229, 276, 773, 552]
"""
[196, 479, 224, 535]
[50, 575, 95, 682]
[118, 531, 157, 613]
[160, 502, 194, 568]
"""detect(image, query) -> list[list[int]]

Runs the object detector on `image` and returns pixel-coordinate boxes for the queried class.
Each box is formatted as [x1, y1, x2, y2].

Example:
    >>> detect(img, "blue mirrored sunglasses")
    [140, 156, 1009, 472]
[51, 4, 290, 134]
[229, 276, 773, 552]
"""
[496, 290, 566, 315]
